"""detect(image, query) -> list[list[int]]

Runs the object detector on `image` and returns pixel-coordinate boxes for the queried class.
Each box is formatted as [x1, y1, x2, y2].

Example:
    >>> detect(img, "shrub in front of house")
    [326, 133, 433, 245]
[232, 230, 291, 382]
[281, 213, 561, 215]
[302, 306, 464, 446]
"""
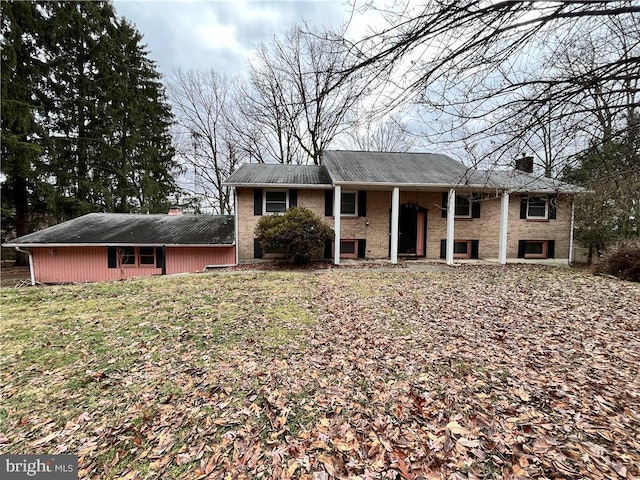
[255, 207, 334, 264]
[595, 242, 640, 282]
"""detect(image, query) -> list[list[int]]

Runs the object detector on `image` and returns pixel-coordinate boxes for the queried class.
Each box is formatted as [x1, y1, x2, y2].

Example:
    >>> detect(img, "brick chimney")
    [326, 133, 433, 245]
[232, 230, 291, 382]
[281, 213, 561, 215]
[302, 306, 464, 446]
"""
[168, 206, 182, 216]
[515, 155, 534, 174]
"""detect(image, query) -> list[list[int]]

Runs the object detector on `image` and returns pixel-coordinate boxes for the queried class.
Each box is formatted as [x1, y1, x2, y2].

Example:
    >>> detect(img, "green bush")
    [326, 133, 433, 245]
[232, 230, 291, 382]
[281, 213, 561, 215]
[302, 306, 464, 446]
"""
[254, 207, 334, 264]
[595, 242, 640, 282]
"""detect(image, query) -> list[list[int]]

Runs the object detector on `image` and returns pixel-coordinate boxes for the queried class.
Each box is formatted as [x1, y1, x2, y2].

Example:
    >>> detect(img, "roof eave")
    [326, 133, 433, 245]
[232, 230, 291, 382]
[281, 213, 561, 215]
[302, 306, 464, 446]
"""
[224, 182, 332, 189]
[332, 181, 501, 190]
[3, 243, 235, 248]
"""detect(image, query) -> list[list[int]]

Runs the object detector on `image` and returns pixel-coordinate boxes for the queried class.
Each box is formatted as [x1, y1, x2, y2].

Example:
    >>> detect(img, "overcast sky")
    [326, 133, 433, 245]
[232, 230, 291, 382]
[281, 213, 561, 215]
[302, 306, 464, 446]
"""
[111, 0, 371, 77]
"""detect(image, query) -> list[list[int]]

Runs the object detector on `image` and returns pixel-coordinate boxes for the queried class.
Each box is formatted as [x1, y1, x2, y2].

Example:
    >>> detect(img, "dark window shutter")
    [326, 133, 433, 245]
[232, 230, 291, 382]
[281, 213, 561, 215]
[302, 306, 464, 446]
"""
[442, 192, 448, 218]
[520, 196, 528, 219]
[547, 240, 555, 258]
[357, 239, 366, 259]
[548, 195, 557, 219]
[471, 240, 479, 259]
[325, 190, 333, 216]
[323, 239, 333, 259]
[107, 246, 117, 268]
[358, 191, 367, 217]
[517, 240, 526, 258]
[289, 189, 297, 208]
[440, 239, 446, 259]
[472, 193, 481, 218]
[254, 238, 263, 258]
[254, 188, 263, 215]
[155, 246, 165, 270]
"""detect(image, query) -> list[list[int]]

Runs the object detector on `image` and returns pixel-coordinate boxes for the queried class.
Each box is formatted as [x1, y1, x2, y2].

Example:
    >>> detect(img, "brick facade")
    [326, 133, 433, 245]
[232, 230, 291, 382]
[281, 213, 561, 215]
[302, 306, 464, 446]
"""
[237, 187, 573, 262]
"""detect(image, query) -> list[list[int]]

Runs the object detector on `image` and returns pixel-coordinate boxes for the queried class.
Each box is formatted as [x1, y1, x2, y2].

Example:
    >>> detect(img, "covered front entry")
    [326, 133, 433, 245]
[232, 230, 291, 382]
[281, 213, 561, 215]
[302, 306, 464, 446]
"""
[397, 203, 427, 256]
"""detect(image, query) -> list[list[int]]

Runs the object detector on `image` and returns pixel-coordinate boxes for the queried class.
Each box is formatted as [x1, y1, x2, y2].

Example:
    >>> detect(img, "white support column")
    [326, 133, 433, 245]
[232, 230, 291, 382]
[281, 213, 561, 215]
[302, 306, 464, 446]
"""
[569, 198, 575, 265]
[333, 185, 341, 265]
[446, 188, 456, 265]
[390, 187, 400, 264]
[499, 191, 509, 264]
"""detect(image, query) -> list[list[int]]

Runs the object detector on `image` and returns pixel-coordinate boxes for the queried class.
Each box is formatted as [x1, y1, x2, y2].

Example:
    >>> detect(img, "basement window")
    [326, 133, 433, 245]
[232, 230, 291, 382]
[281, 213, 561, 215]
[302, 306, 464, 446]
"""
[340, 240, 358, 259]
[453, 240, 472, 258]
[524, 240, 548, 259]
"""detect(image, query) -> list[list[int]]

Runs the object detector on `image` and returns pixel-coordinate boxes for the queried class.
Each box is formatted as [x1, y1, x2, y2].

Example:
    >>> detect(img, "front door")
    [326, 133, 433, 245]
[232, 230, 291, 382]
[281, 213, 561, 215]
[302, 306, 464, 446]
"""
[397, 204, 427, 256]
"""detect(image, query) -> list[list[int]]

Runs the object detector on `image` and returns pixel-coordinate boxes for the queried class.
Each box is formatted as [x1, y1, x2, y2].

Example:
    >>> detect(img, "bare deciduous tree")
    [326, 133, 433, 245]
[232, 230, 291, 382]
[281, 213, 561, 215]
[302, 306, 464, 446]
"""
[340, 116, 415, 152]
[167, 69, 241, 214]
[247, 26, 364, 165]
[334, 1, 639, 169]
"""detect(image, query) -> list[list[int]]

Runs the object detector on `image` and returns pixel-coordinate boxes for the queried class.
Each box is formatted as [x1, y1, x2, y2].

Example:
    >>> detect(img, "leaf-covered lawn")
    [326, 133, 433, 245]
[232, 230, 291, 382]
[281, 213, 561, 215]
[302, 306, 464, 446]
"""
[1, 265, 639, 479]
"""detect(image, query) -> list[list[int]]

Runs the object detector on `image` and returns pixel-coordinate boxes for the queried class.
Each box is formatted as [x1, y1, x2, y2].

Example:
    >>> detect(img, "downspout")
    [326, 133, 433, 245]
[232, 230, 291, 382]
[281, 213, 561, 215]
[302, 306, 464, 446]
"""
[569, 197, 575, 266]
[233, 187, 239, 266]
[15, 247, 35, 286]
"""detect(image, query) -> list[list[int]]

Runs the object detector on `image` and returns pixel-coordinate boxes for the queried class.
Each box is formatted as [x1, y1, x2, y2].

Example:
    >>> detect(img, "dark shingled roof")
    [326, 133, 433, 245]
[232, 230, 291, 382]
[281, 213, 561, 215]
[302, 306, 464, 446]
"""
[322, 150, 470, 185]
[222, 151, 585, 194]
[324, 151, 585, 193]
[466, 169, 587, 194]
[4, 213, 235, 246]
[224, 163, 332, 187]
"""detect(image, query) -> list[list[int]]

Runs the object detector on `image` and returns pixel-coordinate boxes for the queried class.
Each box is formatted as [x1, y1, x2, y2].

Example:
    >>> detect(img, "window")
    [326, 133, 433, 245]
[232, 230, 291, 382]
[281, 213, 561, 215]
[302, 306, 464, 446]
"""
[121, 246, 136, 265]
[454, 195, 471, 218]
[118, 246, 156, 267]
[139, 246, 156, 265]
[339, 239, 358, 259]
[264, 190, 287, 214]
[340, 191, 357, 216]
[527, 196, 548, 219]
[453, 240, 472, 258]
[524, 240, 547, 258]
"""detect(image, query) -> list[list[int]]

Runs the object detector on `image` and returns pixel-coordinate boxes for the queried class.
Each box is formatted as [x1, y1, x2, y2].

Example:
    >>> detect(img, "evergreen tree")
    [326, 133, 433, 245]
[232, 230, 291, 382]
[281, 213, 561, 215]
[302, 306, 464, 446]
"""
[2, 0, 180, 251]
[1, 1, 48, 264]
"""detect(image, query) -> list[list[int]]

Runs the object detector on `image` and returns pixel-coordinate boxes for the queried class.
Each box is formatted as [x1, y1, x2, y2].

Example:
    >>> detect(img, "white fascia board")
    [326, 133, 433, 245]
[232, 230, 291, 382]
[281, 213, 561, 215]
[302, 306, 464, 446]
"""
[3, 243, 235, 248]
[223, 183, 332, 189]
[332, 181, 496, 190]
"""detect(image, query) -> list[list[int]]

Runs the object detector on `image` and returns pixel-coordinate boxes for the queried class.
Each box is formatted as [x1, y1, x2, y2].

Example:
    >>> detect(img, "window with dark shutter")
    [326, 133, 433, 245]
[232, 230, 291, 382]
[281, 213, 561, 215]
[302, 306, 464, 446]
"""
[548, 195, 557, 219]
[520, 196, 528, 219]
[357, 239, 367, 259]
[325, 190, 333, 216]
[107, 246, 117, 268]
[358, 191, 367, 217]
[254, 189, 263, 215]
[253, 238, 263, 258]
[340, 192, 357, 215]
[442, 192, 448, 218]
[471, 193, 481, 218]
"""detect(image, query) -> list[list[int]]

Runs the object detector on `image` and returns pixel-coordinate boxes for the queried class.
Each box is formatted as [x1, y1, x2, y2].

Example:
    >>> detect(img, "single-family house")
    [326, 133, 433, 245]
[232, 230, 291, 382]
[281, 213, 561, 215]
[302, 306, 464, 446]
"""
[224, 150, 585, 265]
[3, 210, 235, 284]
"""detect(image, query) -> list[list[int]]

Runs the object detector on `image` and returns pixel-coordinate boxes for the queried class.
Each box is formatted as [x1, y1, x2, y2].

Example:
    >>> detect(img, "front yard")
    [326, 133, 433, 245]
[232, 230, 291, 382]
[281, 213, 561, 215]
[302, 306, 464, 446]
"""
[1, 265, 638, 479]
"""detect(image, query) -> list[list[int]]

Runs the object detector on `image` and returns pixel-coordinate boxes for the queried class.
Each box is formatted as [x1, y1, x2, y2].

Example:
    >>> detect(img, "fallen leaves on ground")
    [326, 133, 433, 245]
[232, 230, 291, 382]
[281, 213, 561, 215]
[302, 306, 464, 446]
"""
[1, 265, 638, 479]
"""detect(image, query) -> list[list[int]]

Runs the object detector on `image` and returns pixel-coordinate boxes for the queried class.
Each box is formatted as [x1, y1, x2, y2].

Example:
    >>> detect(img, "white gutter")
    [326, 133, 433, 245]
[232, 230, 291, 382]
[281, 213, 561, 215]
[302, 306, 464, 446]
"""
[569, 198, 575, 265]
[3, 243, 235, 248]
[223, 183, 332, 189]
[14, 247, 35, 286]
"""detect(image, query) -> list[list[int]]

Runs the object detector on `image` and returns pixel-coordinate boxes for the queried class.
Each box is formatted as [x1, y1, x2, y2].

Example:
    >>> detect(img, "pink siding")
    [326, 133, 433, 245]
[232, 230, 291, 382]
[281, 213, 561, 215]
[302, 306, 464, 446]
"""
[30, 245, 236, 284]
[165, 246, 235, 274]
